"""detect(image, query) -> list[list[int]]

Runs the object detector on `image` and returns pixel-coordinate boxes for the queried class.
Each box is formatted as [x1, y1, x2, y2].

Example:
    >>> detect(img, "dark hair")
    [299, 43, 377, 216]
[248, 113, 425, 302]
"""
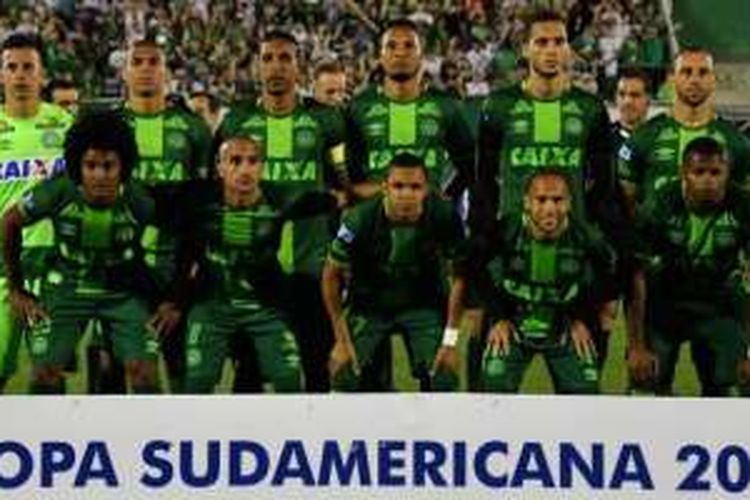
[1, 32, 43, 56]
[130, 37, 163, 51]
[523, 8, 567, 41]
[682, 137, 728, 165]
[523, 168, 572, 195]
[262, 30, 298, 47]
[44, 79, 76, 101]
[387, 152, 428, 178]
[189, 90, 220, 113]
[64, 110, 137, 184]
[617, 68, 650, 93]
[314, 59, 344, 80]
[383, 18, 421, 38]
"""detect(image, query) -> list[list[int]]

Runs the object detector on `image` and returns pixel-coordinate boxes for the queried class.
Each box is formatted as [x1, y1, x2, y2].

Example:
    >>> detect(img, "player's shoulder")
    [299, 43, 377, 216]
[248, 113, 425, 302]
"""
[424, 194, 457, 221]
[484, 83, 524, 106]
[36, 103, 74, 128]
[712, 116, 746, 138]
[565, 86, 607, 113]
[725, 184, 750, 217]
[166, 105, 209, 128]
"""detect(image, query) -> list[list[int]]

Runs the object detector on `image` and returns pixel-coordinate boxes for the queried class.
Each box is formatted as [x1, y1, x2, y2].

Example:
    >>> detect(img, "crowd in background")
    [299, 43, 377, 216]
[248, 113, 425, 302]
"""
[0, 0, 671, 104]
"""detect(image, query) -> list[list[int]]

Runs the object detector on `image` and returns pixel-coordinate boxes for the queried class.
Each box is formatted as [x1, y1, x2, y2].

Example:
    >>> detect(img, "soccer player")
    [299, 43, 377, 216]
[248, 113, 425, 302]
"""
[472, 9, 622, 386]
[216, 31, 350, 393]
[0, 32, 73, 392]
[478, 170, 616, 394]
[178, 135, 338, 393]
[91, 38, 212, 394]
[2, 110, 163, 394]
[323, 153, 467, 392]
[45, 79, 80, 116]
[628, 138, 750, 396]
[313, 60, 348, 107]
[613, 69, 650, 151]
[347, 18, 475, 200]
[618, 47, 750, 210]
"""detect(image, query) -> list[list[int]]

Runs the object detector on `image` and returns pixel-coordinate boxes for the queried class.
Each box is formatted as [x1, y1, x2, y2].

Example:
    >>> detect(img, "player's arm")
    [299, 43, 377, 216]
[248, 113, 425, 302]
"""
[344, 101, 381, 200]
[282, 189, 340, 219]
[2, 177, 67, 324]
[440, 96, 476, 199]
[190, 114, 214, 181]
[626, 204, 659, 383]
[322, 217, 360, 375]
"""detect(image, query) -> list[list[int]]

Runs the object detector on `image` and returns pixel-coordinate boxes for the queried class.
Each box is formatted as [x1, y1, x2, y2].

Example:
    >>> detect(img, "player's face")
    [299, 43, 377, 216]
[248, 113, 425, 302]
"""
[384, 166, 428, 223]
[1, 48, 43, 103]
[219, 139, 264, 197]
[525, 21, 569, 79]
[525, 175, 571, 239]
[314, 72, 347, 106]
[124, 45, 166, 98]
[682, 155, 728, 208]
[673, 52, 715, 107]
[259, 39, 298, 96]
[80, 149, 123, 206]
[52, 87, 79, 115]
[381, 27, 422, 82]
[616, 78, 648, 127]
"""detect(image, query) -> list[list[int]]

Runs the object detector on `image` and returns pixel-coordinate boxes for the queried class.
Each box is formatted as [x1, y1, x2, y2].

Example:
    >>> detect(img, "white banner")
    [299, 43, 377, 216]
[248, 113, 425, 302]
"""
[1, 395, 749, 498]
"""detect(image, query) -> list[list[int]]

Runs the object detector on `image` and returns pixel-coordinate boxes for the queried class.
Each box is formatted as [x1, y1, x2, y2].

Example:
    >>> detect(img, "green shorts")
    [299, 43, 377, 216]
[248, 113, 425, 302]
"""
[184, 299, 302, 393]
[332, 307, 457, 392]
[29, 279, 158, 369]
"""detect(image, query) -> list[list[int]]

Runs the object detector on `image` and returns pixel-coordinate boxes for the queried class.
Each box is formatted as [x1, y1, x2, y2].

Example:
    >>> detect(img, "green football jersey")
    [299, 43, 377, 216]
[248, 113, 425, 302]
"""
[124, 106, 212, 281]
[635, 180, 750, 307]
[476, 84, 615, 221]
[215, 98, 348, 277]
[189, 182, 335, 305]
[478, 215, 616, 342]
[347, 85, 475, 196]
[329, 194, 467, 312]
[618, 114, 750, 203]
[0, 103, 73, 266]
[18, 175, 156, 295]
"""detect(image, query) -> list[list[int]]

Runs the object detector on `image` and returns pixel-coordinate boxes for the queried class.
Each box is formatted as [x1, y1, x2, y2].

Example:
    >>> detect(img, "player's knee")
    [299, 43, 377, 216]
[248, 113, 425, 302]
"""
[480, 356, 518, 393]
[31, 365, 65, 394]
[125, 360, 159, 393]
[330, 365, 359, 392]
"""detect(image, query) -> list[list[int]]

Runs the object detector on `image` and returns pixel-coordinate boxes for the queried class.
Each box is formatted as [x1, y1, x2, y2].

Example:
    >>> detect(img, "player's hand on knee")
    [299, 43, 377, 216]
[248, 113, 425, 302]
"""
[487, 320, 513, 357]
[570, 320, 596, 361]
[328, 339, 358, 378]
[627, 345, 658, 384]
[8, 288, 48, 327]
[432, 346, 458, 377]
[147, 301, 182, 337]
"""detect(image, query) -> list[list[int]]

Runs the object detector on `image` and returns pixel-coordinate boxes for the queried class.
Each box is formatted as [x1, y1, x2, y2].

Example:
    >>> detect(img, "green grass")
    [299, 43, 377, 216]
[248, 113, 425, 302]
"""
[4, 317, 701, 395]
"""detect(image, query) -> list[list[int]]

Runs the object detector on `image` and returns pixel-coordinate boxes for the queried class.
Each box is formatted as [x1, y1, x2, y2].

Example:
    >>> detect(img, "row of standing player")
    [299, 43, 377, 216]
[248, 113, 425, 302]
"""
[0, 8, 749, 394]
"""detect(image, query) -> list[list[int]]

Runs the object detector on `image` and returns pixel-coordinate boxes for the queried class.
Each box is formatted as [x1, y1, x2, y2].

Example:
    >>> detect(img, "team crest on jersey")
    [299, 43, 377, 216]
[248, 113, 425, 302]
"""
[295, 129, 317, 149]
[42, 130, 63, 148]
[242, 116, 266, 129]
[166, 131, 187, 150]
[656, 128, 678, 142]
[564, 117, 583, 137]
[417, 101, 441, 117]
[35, 118, 64, 129]
[418, 118, 439, 137]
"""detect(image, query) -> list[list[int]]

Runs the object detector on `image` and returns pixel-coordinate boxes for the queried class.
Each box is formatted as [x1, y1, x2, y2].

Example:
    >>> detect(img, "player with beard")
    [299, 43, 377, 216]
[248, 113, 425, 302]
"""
[628, 138, 750, 396]
[618, 47, 750, 211]
[216, 31, 350, 393]
[0, 33, 73, 392]
[471, 9, 624, 387]
[476, 170, 616, 394]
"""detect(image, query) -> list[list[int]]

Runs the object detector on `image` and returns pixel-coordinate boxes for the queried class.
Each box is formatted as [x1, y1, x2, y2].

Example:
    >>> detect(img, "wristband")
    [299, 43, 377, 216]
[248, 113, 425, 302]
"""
[442, 327, 460, 347]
